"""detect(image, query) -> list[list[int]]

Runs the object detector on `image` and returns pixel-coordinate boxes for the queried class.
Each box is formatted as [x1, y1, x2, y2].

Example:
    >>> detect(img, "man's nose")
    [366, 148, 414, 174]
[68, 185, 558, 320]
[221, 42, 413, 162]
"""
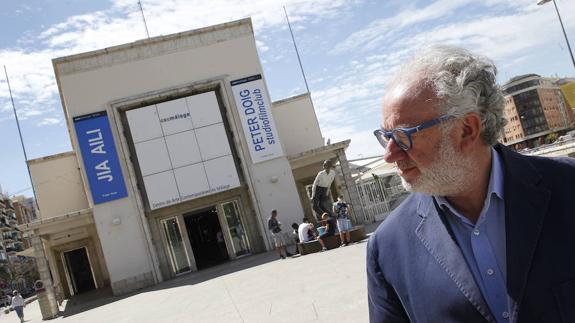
[383, 138, 406, 163]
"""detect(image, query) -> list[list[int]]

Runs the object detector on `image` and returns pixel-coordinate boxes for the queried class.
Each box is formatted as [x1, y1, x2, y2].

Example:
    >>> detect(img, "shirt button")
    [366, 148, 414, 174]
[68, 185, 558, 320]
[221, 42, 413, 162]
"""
[473, 229, 480, 236]
[502, 311, 509, 319]
[487, 268, 494, 276]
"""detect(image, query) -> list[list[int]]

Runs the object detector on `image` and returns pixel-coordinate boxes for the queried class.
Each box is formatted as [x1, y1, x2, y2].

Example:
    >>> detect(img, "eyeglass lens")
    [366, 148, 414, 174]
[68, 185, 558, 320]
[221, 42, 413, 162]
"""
[378, 130, 409, 150]
[392, 130, 409, 149]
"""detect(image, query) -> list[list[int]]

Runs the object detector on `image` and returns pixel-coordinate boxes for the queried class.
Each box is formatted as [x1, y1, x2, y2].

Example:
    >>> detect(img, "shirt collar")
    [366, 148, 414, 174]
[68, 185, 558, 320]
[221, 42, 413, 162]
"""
[490, 146, 504, 200]
[436, 147, 504, 224]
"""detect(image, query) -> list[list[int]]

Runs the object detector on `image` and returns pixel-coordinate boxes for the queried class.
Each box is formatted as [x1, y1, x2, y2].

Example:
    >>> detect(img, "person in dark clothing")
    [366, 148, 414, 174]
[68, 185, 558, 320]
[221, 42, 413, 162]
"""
[290, 222, 300, 255]
[268, 209, 289, 259]
[317, 212, 336, 251]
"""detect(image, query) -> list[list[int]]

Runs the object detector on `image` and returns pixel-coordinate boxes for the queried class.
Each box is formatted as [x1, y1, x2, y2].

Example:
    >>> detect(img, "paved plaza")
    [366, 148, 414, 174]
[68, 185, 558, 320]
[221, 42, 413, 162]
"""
[0, 225, 378, 323]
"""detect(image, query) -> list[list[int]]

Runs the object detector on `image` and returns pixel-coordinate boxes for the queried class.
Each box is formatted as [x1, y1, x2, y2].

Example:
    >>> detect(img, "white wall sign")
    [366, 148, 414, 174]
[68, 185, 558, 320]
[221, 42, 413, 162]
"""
[231, 74, 284, 163]
[126, 91, 241, 210]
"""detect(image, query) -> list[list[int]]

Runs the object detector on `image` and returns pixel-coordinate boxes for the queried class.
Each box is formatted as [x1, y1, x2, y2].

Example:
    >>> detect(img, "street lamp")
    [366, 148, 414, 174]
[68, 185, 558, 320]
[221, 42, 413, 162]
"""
[537, 0, 575, 70]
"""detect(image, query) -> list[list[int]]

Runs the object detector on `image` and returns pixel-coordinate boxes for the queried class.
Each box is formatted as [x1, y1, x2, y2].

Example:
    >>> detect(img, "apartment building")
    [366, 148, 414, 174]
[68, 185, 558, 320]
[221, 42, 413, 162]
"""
[0, 193, 37, 292]
[501, 74, 574, 149]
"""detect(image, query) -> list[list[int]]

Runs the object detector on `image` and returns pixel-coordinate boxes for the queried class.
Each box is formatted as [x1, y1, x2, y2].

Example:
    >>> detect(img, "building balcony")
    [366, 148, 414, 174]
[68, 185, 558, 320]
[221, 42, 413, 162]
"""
[3, 200, 14, 209]
[5, 245, 22, 253]
[2, 232, 19, 241]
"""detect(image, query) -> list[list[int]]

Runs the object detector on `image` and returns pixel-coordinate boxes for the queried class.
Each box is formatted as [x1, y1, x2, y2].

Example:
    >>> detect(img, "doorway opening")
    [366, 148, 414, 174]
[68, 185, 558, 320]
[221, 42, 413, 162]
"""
[183, 207, 229, 270]
[63, 247, 96, 295]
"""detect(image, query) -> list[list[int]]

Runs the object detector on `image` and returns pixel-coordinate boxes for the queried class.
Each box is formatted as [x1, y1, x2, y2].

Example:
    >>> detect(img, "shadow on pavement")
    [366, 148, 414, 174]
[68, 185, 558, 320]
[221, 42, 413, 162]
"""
[58, 288, 115, 318]
[57, 250, 282, 319]
[57, 221, 380, 319]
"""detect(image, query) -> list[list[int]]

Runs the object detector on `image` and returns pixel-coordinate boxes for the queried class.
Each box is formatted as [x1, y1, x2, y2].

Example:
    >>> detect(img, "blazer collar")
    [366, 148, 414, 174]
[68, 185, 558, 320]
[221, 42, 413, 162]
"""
[415, 194, 496, 322]
[494, 144, 551, 313]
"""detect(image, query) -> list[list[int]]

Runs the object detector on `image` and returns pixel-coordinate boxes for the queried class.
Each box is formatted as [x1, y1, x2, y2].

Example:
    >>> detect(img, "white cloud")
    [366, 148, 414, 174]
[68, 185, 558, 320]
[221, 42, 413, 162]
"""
[2, 0, 574, 163]
[332, 0, 544, 55]
[256, 40, 269, 53]
[37, 118, 61, 126]
[304, 0, 575, 159]
[0, 0, 359, 127]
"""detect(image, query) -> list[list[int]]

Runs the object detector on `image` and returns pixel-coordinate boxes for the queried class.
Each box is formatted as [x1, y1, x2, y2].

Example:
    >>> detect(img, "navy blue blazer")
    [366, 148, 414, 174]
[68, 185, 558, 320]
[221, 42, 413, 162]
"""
[367, 145, 575, 323]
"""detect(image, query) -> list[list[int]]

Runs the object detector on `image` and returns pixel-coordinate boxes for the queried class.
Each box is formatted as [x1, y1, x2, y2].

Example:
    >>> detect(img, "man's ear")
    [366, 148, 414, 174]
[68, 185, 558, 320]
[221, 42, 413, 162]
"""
[460, 112, 482, 150]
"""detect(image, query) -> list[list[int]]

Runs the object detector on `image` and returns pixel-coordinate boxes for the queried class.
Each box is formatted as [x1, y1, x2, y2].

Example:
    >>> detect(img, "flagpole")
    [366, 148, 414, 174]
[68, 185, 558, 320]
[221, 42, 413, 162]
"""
[283, 6, 310, 93]
[3, 66, 40, 204]
[138, 1, 151, 38]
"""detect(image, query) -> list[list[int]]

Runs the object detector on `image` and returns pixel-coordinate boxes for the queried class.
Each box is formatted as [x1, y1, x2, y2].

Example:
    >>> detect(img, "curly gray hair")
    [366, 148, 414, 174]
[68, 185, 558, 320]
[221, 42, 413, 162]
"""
[387, 45, 507, 145]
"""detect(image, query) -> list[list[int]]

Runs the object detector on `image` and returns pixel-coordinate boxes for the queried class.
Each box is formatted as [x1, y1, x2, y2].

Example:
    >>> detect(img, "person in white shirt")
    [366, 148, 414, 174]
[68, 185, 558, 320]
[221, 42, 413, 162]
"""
[11, 290, 25, 322]
[311, 160, 336, 220]
[298, 218, 315, 243]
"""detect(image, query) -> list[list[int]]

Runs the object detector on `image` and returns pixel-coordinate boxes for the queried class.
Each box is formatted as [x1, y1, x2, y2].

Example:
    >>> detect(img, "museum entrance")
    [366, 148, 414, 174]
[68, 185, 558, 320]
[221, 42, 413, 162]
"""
[63, 247, 96, 295]
[184, 207, 229, 270]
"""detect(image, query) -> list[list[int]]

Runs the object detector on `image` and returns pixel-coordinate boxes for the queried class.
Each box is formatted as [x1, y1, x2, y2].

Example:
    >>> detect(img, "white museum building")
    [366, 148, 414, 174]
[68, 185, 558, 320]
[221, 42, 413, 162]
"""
[19, 18, 363, 318]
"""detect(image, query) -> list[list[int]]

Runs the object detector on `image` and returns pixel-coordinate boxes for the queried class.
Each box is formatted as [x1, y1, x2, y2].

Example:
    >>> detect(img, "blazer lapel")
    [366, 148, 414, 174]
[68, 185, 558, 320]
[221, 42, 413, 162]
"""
[415, 196, 496, 323]
[496, 145, 551, 316]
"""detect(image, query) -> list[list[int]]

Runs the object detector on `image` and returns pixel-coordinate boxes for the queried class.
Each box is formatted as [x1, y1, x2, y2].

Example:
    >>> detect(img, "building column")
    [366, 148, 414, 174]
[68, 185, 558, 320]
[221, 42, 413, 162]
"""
[31, 231, 59, 319]
[336, 150, 367, 224]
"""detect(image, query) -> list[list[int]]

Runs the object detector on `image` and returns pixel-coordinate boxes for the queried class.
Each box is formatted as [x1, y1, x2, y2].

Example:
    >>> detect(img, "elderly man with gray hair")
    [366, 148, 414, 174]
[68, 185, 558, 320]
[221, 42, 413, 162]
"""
[367, 45, 575, 323]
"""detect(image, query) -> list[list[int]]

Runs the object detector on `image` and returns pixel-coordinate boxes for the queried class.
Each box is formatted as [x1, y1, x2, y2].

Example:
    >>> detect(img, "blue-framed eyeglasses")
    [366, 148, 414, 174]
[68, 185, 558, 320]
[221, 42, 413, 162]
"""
[373, 115, 453, 151]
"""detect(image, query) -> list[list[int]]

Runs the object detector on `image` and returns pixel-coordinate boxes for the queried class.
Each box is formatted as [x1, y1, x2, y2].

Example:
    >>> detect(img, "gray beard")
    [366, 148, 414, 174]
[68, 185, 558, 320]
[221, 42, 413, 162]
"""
[399, 136, 476, 197]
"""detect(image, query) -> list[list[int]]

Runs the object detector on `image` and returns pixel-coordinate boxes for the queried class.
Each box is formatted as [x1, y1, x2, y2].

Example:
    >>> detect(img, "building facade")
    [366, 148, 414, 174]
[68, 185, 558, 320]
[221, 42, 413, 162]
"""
[350, 159, 409, 223]
[501, 74, 574, 149]
[0, 194, 37, 294]
[20, 18, 362, 318]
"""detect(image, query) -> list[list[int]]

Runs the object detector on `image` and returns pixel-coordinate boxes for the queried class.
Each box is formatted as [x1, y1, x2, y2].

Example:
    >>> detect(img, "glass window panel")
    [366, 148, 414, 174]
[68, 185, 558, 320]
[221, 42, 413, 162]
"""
[221, 200, 250, 257]
[187, 91, 222, 128]
[195, 123, 231, 161]
[161, 217, 191, 275]
[143, 171, 180, 210]
[126, 105, 163, 143]
[135, 137, 172, 176]
[165, 130, 202, 168]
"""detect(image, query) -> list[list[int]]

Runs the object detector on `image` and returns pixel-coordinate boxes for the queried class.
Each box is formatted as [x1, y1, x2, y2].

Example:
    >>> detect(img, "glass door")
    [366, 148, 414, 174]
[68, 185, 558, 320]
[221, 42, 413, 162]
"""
[161, 217, 191, 275]
[221, 200, 251, 257]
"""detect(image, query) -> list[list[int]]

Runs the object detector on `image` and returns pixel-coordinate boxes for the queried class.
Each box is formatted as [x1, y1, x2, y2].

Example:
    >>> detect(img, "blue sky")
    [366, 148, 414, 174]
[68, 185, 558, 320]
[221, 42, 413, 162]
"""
[1, 0, 574, 197]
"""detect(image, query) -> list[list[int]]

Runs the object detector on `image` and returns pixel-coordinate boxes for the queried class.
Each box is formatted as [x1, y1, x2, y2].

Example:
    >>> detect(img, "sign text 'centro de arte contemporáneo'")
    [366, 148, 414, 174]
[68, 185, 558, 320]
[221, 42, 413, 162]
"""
[74, 111, 128, 204]
[231, 74, 284, 163]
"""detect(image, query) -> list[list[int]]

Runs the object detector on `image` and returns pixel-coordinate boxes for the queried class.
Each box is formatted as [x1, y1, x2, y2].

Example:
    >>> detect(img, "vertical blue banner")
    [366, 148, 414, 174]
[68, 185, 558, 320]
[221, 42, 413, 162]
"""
[74, 111, 128, 204]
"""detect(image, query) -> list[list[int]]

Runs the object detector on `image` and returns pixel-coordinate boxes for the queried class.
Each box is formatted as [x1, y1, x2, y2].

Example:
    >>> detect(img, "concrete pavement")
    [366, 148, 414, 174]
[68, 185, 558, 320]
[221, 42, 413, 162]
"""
[0, 224, 379, 323]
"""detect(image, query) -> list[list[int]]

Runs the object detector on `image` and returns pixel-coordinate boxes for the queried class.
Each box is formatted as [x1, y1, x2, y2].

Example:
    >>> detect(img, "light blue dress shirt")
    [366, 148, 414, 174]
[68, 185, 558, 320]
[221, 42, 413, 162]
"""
[436, 148, 515, 323]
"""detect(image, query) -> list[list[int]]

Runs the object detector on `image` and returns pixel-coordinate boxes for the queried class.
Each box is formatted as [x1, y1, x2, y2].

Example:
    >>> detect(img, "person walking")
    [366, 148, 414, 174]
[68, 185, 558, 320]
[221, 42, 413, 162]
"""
[11, 290, 25, 322]
[268, 209, 290, 259]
